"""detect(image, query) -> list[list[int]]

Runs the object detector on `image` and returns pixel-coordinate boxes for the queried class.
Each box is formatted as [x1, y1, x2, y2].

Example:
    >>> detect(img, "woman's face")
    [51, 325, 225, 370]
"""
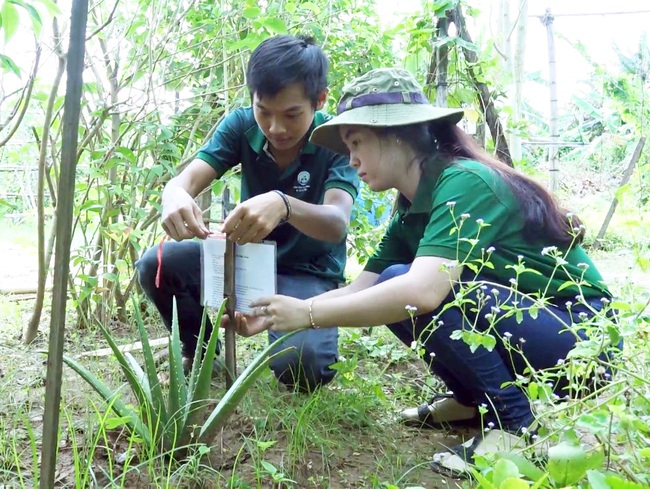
[339, 125, 401, 192]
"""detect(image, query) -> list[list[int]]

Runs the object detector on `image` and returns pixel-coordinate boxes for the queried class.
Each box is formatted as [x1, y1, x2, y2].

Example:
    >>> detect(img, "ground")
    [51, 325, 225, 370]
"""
[0, 181, 648, 488]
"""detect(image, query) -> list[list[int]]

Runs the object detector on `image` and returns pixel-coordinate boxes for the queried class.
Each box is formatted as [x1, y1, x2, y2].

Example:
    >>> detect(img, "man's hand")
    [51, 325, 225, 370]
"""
[221, 312, 269, 337]
[161, 187, 210, 241]
[221, 191, 287, 244]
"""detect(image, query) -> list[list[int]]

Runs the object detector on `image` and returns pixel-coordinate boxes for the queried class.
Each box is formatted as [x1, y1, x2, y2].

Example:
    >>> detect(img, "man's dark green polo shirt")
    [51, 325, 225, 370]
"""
[365, 160, 610, 300]
[196, 107, 359, 282]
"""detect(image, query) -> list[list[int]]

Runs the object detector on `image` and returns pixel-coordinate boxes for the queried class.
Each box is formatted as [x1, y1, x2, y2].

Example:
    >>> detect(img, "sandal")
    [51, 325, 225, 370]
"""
[400, 392, 480, 429]
[431, 428, 544, 477]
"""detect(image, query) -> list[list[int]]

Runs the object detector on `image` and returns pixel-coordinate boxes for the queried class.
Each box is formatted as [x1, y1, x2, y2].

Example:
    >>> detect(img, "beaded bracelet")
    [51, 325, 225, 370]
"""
[308, 299, 319, 329]
[273, 190, 291, 224]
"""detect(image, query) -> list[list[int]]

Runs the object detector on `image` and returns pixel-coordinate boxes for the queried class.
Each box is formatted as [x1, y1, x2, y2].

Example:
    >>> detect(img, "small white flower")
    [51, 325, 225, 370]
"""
[491, 288, 500, 296]
[531, 434, 539, 441]
[556, 358, 565, 365]
[521, 427, 528, 434]
[565, 301, 573, 308]
[480, 403, 487, 409]
[485, 313, 494, 321]
[519, 337, 526, 344]
[486, 246, 495, 253]
[566, 212, 574, 219]
[491, 306, 501, 314]
[509, 278, 517, 285]
[541, 246, 557, 256]
[552, 394, 560, 400]
[600, 297, 610, 304]
[517, 254, 524, 260]
[596, 366, 606, 375]
[461, 213, 470, 220]
[429, 352, 436, 358]
[410, 341, 418, 350]
[604, 372, 611, 380]
[577, 262, 589, 270]
[480, 284, 488, 290]
[578, 312, 588, 319]
[487, 422, 495, 429]
[476, 218, 485, 225]
[405, 304, 417, 313]
[437, 320, 445, 327]
[503, 332, 512, 339]
[446, 201, 456, 207]
[546, 382, 554, 388]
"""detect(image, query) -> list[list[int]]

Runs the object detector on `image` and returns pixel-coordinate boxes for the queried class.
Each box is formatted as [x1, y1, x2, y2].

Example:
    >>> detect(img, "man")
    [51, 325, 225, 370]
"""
[136, 35, 359, 392]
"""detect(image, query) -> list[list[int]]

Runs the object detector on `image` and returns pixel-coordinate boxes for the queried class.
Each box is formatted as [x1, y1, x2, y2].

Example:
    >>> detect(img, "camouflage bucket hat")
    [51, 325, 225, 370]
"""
[310, 68, 464, 155]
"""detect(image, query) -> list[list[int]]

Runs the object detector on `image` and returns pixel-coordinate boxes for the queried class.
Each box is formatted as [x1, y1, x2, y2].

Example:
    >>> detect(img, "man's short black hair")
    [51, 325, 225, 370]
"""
[246, 34, 328, 107]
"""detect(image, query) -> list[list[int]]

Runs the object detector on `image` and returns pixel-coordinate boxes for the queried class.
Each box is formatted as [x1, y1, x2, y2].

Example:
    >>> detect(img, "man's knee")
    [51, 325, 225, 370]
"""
[376, 264, 411, 285]
[269, 342, 336, 392]
[135, 246, 159, 297]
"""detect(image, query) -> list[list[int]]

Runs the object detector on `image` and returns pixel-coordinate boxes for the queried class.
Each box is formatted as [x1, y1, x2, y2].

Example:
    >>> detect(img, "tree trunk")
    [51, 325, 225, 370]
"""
[451, 5, 513, 167]
[24, 21, 66, 345]
[542, 9, 559, 191]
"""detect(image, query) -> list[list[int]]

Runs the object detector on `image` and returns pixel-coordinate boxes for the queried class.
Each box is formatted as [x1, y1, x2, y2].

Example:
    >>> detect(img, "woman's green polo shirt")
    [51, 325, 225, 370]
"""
[365, 160, 610, 300]
[197, 107, 359, 282]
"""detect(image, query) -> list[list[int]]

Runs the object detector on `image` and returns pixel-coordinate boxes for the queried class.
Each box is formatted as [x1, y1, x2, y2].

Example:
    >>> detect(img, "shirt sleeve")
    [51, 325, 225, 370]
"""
[363, 214, 405, 274]
[323, 152, 359, 200]
[416, 170, 513, 262]
[195, 110, 245, 177]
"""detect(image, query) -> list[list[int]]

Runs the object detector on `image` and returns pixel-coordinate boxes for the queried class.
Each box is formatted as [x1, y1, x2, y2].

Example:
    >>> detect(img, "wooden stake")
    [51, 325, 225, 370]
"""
[222, 187, 237, 387]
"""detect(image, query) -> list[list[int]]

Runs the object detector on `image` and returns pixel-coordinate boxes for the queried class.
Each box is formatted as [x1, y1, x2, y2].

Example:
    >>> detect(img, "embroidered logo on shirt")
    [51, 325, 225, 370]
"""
[294, 171, 311, 193]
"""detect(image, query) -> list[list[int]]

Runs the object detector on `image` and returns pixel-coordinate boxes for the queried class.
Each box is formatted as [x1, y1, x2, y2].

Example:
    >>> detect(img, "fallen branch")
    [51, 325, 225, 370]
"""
[79, 336, 169, 358]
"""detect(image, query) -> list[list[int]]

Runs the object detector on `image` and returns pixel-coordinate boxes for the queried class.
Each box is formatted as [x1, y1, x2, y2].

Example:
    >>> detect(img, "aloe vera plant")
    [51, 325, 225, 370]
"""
[61, 297, 297, 457]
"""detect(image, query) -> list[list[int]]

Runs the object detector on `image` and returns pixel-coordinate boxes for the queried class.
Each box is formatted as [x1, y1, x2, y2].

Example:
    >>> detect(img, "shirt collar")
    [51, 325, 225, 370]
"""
[245, 111, 329, 156]
[398, 165, 444, 215]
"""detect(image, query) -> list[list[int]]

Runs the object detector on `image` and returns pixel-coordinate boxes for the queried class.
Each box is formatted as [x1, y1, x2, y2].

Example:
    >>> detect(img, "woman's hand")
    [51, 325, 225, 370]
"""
[249, 295, 311, 332]
[220, 312, 268, 337]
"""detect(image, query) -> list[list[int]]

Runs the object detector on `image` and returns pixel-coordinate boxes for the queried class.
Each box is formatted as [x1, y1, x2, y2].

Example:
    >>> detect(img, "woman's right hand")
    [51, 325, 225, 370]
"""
[220, 312, 268, 337]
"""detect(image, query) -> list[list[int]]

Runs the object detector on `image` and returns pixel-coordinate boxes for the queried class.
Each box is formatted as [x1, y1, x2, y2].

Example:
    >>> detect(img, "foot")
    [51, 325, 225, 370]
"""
[400, 393, 479, 429]
[431, 428, 545, 477]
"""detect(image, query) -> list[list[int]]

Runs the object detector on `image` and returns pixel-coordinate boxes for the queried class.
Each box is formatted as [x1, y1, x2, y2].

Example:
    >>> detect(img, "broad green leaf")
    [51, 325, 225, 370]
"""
[500, 478, 530, 489]
[1, 1, 19, 42]
[547, 442, 603, 486]
[242, 6, 261, 18]
[260, 17, 287, 34]
[586, 470, 610, 489]
[492, 459, 521, 488]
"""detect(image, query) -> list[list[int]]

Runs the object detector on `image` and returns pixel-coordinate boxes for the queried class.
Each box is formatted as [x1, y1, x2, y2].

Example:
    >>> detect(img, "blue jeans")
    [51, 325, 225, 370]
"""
[136, 240, 339, 391]
[377, 264, 616, 431]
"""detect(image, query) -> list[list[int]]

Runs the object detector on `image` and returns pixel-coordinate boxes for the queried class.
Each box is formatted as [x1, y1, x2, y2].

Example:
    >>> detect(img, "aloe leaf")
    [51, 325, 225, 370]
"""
[198, 330, 301, 441]
[60, 354, 151, 446]
[132, 296, 167, 427]
[96, 321, 155, 427]
[166, 297, 188, 443]
[187, 299, 227, 426]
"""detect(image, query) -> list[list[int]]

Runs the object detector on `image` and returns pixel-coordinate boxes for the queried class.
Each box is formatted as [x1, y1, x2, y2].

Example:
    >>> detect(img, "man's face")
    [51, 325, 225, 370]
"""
[253, 83, 326, 154]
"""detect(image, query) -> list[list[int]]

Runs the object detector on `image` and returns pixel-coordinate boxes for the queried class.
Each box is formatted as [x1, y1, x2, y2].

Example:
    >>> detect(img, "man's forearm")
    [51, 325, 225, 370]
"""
[286, 197, 348, 242]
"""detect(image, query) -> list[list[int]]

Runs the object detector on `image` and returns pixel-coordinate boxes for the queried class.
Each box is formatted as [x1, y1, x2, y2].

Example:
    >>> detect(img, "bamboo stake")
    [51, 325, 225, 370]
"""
[542, 8, 559, 192]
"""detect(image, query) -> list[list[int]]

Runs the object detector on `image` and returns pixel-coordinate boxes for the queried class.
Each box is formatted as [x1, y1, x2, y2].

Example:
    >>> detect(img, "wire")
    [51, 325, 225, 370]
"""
[530, 10, 650, 18]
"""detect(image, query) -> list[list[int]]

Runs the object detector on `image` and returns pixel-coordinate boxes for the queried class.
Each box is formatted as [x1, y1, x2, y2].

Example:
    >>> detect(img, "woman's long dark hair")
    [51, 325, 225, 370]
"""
[382, 122, 584, 247]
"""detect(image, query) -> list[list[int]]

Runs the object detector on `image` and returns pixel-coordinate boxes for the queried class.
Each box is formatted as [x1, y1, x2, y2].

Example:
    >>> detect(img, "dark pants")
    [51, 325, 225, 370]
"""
[135, 240, 339, 391]
[377, 264, 617, 431]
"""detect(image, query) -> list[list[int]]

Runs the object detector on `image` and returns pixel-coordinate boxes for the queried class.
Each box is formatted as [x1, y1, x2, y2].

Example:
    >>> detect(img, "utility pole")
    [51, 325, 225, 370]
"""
[542, 8, 559, 192]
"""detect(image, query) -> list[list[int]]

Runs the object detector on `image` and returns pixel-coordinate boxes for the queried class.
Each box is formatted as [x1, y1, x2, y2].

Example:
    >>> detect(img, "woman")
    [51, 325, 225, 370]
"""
[233, 68, 617, 475]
